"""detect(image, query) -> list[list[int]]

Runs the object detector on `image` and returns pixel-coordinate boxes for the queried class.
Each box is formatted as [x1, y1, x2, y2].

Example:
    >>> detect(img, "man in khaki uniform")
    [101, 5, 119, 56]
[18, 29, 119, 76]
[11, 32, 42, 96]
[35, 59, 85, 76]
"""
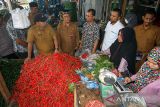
[25, 13, 59, 62]
[57, 11, 80, 56]
[134, 10, 160, 71]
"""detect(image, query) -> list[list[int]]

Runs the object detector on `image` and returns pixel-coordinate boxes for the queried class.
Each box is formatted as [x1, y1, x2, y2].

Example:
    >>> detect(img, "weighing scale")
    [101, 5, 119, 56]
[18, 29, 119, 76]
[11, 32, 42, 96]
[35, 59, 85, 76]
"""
[99, 68, 147, 107]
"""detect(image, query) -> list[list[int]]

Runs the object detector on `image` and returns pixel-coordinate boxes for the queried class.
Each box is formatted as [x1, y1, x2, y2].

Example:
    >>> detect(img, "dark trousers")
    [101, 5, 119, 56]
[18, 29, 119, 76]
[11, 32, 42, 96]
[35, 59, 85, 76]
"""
[2, 53, 18, 59]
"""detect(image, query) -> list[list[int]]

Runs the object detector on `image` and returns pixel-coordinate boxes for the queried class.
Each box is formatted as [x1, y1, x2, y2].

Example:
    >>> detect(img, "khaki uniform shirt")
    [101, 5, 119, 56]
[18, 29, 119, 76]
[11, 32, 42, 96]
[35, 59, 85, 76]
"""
[134, 24, 160, 54]
[27, 24, 56, 54]
[57, 22, 79, 55]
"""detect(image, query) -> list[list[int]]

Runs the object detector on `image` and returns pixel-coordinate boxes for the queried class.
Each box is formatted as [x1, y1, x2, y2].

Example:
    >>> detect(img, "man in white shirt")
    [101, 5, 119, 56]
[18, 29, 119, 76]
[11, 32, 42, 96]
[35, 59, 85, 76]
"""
[101, 8, 124, 51]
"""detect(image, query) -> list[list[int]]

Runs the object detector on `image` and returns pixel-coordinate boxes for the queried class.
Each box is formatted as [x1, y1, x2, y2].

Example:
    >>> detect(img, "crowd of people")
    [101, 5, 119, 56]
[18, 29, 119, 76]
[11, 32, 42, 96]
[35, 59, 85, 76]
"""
[0, 1, 160, 107]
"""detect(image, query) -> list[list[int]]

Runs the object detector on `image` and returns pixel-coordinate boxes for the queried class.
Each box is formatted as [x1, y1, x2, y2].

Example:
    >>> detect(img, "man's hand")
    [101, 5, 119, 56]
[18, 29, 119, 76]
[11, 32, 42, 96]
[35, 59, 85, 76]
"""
[16, 38, 28, 47]
[54, 49, 59, 53]
[24, 57, 31, 63]
[78, 41, 82, 50]
[91, 50, 96, 54]
[74, 46, 78, 51]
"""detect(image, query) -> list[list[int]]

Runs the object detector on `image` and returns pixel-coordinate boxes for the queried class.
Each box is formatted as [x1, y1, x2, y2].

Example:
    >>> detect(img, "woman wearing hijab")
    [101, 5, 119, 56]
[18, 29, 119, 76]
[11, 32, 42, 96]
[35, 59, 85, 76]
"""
[109, 27, 137, 76]
[124, 47, 160, 107]
[124, 47, 160, 92]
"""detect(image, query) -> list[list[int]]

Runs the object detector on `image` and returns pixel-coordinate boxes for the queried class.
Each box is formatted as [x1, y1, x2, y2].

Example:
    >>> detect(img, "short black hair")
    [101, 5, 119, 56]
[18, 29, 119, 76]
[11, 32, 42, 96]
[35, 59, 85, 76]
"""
[87, 9, 96, 16]
[62, 9, 71, 15]
[112, 8, 122, 17]
[143, 9, 156, 16]
[34, 13, 47, 23]
[29, 2, 38, 8]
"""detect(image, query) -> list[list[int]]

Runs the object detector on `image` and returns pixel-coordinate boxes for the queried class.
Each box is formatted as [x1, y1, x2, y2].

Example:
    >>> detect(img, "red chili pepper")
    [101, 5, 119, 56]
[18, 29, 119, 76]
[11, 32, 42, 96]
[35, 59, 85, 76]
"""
[11, 53, 82, 107]
[81, 53, 89, 59]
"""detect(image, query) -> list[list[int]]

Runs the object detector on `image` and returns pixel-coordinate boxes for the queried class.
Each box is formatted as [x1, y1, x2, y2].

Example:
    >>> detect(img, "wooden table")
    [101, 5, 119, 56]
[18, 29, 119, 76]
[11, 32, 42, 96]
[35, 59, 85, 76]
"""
[74, 82, 122, 107]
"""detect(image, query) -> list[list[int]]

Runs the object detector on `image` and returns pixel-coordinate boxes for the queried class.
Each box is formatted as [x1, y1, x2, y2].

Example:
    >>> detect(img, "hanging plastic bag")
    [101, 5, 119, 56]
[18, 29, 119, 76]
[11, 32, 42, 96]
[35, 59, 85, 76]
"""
[10, 8, 30, 29]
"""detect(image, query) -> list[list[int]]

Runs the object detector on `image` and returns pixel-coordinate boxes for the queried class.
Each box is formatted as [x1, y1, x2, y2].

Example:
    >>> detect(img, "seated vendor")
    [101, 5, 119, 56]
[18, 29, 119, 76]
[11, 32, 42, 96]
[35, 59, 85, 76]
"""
[103, 27, 137, 77]
[124, 47, 160, 107]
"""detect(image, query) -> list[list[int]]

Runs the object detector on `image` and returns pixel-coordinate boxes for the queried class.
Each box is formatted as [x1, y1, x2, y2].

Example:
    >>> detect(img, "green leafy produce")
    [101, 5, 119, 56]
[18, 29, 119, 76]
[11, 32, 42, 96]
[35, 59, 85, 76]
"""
[68, 83, 75, 93]
[93, 55, 114, 78]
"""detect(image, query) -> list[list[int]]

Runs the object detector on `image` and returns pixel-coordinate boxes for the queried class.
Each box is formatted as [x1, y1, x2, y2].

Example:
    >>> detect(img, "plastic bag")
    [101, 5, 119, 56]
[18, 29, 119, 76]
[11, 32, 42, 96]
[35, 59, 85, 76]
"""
[10, 8, 30, 29]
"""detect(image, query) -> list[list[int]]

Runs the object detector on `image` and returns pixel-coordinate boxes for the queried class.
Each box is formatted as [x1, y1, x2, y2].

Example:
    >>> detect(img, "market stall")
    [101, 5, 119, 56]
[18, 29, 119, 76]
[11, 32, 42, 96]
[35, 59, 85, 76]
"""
[74, 51, 147, 107]
[0, 53, 147, 107]
[1, 0, 159, 106]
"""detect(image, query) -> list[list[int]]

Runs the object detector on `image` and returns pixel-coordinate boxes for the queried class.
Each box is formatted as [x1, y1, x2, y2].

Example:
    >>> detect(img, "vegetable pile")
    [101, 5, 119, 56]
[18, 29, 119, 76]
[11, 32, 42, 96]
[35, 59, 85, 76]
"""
[11, 53, 82, 107]
[80, 55, 114, 80]
[93, 55, 114, 78]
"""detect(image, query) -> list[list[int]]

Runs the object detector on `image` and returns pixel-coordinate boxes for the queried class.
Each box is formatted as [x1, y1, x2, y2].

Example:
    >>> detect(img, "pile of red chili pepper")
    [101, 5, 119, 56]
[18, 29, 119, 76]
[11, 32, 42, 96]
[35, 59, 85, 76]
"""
[81, 53, 89, 59]
[11, 53, 82, 107]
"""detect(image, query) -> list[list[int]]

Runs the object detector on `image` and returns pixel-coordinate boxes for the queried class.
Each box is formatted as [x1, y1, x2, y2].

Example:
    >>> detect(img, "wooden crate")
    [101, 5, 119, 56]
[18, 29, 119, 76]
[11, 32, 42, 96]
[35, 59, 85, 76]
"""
[74, 82, 102, 107]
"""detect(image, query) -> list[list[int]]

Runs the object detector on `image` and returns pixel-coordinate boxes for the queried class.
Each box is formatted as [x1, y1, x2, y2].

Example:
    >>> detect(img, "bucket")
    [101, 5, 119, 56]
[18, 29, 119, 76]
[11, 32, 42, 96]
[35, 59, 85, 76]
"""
[100, 83, 119, 106]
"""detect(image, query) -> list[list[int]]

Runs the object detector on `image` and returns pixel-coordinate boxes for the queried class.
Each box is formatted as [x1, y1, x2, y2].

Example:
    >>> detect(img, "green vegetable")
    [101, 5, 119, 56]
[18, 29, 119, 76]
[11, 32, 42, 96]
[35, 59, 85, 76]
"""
[93, 55, 114, 78]
[68, 83, 75, 93]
